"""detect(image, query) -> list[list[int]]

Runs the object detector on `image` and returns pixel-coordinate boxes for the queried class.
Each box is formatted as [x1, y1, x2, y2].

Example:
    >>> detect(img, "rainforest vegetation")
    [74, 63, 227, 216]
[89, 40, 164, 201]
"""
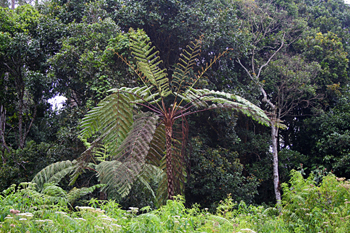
[1, 0, 350, 232]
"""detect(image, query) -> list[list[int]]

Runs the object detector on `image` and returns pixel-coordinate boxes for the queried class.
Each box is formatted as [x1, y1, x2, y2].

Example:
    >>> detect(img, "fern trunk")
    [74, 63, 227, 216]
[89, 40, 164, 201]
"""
[165, 125, 175, 200]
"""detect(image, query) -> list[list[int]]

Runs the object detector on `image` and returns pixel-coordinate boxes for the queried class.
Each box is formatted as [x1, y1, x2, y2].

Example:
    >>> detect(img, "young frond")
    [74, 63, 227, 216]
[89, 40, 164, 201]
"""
[129, 29, 170, 97]
[31, 160, 76, 191]
[172, 39, 202, 94]
[95, 143, 110, 162]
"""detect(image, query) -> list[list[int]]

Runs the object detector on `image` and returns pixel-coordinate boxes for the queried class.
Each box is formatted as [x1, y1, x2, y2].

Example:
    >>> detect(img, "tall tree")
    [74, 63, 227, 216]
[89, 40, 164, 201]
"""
[235, 0, 315, 204]
[0, 6, 49, 149]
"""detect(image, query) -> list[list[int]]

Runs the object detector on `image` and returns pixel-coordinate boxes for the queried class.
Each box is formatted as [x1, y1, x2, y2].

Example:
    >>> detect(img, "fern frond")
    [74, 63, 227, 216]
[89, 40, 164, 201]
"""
[96, 112, 159, 197]
[137, 164, 165, 205]
[156, 161, 168, 206]
[80, 88, 134, 144]
[95, 143, 110, 162]
[42, 183, 67, 199]
[31, 160, 76, 191]
[179, 88, 270, 126]
[145, 123, 166, 167]
[129, 29, 170, 97]
[81, 86, 160, 146]
[172, 38, 202, 94]
[67, 184, 105, 204]
[191, 49, 231, 88]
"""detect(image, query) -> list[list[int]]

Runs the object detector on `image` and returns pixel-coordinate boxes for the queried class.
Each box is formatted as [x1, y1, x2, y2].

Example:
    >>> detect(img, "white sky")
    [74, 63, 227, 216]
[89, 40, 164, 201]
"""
[48, 95, 66, 110]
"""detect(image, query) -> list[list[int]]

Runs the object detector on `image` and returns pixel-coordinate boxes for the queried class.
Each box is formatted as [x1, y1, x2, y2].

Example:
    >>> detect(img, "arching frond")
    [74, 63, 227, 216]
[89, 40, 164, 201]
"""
[129, 29, 170, 97]
[179, 88, 270, 126]
[80, 88, 134, 143]
[69, 139, 100, 186]
[31, 160, 76, 191]
[41, 183, 67, 199]
[155, 153, 168, 205]
[96, 112, 159, 197]
[81, 86, 160, 148]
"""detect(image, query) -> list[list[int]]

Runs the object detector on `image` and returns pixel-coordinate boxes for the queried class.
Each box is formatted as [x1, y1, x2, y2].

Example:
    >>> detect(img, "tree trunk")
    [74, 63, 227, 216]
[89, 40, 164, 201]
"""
[18, 98, 24, 149]
[165, 125, 174, 200]
[0, 105, 10, 162]
[271, 120, 281, 205]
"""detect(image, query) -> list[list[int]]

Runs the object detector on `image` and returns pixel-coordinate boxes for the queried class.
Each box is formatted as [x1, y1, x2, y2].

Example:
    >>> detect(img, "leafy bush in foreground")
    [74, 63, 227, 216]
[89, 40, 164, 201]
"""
[281, 170, 350, 232]
[1, 171, 350, 232]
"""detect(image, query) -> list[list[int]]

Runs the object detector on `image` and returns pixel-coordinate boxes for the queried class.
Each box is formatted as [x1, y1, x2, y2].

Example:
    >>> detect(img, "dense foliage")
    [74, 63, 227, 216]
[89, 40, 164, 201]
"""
[1, 171, 350, 232]
[1, 0, 350, 216]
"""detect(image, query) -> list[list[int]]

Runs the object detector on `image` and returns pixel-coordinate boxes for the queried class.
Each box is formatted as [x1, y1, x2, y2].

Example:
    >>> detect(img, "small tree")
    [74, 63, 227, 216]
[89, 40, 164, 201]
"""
[33, 29, 269, 204]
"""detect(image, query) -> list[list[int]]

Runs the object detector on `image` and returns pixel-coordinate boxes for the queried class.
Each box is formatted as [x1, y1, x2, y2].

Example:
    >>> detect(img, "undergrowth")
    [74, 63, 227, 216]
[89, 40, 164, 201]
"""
[1, 171, 350, 232]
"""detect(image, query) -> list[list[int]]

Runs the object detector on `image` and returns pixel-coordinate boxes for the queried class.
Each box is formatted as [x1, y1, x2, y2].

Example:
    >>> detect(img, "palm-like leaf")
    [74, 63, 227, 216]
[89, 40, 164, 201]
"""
[179, 88, 270, 126]
[96, 112, 159, 197]
[129, 29, 170, 97]
[81, 87, 145, 143]
[31, 160, 76, 191]
[67, 184, 105, 204]
[145, 123, 166, 167]
[172, 39, 202, 94]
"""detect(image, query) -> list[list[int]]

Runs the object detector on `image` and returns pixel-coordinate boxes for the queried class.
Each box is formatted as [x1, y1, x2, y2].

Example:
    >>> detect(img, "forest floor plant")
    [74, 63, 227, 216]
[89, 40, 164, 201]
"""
[1, 171, 350, 232]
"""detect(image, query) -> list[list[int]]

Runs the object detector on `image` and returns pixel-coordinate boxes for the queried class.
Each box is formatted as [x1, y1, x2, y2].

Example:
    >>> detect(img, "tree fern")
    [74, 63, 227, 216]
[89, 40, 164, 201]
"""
[34, 29, 270, 204]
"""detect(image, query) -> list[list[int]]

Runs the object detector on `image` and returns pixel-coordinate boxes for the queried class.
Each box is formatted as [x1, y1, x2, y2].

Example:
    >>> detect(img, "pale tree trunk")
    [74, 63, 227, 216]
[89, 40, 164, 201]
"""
[271, 119, 281, 204]
[236, 33, 286, 205]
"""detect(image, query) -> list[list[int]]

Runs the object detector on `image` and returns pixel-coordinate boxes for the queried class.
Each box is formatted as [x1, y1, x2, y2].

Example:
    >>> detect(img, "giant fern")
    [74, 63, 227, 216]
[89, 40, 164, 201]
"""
[34, 28, 269, 205]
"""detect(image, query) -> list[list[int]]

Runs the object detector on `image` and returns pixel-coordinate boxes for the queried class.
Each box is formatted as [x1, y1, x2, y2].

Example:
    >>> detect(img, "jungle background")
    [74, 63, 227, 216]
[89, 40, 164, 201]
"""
[1, 0, 350, 210]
